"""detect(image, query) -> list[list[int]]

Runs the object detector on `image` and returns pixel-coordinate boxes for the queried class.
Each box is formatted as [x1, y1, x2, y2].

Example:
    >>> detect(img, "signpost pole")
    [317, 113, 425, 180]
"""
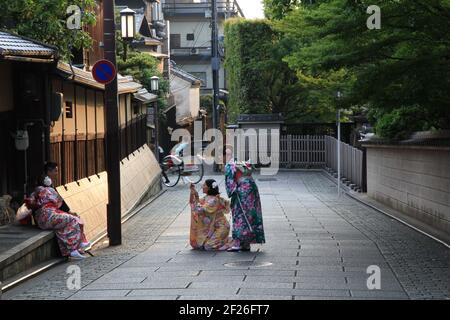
[103, 0, 122, 245]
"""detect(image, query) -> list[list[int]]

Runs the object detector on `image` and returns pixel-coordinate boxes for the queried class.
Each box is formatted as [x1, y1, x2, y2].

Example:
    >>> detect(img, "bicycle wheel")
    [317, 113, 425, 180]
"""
[161, 159, 181, 187]
[183, 162, 204, 184]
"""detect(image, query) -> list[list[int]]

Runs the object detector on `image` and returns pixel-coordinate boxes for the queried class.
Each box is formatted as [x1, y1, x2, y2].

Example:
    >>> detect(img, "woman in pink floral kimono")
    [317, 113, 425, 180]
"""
[31, 174, 90, 260]
[189, 179, 231, 251]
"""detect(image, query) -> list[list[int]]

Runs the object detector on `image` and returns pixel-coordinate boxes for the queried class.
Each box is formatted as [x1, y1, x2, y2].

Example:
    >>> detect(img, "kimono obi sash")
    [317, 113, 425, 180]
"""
[235, 166, 252, 181]
[41, 203, 60, 210]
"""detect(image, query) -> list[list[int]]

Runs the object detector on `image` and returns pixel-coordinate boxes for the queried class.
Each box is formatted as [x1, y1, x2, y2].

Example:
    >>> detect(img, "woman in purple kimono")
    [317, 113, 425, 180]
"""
[224, 146, 265, 252]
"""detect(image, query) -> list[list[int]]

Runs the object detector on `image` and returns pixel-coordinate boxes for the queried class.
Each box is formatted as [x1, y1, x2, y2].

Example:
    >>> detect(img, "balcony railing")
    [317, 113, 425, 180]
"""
[162, 1, 243, 17]
[171, 47, 211, 57]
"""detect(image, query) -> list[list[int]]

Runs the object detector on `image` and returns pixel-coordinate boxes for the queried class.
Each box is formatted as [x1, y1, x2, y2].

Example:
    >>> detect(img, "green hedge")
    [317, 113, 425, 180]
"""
[224, 19, 277, 122]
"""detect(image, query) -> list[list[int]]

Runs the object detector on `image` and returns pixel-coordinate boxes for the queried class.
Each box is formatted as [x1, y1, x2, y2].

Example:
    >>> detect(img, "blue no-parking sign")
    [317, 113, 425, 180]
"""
[92, 59, 117, 85]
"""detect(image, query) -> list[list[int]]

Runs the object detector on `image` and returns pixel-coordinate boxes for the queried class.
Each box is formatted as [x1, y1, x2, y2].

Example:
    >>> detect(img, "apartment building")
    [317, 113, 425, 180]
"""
[161, 0, 244, 94]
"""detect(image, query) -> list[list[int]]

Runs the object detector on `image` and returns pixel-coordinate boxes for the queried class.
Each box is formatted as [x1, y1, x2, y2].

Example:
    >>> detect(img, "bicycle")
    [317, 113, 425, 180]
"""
[160, 151, 204, 188]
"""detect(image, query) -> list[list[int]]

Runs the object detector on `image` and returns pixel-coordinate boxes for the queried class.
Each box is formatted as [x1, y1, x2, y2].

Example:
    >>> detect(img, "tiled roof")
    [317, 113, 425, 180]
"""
[237, 113, 285, 124]
[171, 66, 202, 85]
[0, 31, 57, 58]
[114, 0, 145, 9]
[134, 88, 158, 103]
[57, 61, 143, 94]
[135, 11, 146, 33]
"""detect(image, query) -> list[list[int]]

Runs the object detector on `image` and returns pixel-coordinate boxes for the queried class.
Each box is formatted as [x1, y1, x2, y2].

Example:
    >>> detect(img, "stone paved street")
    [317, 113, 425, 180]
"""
[3, 172, 450, 300]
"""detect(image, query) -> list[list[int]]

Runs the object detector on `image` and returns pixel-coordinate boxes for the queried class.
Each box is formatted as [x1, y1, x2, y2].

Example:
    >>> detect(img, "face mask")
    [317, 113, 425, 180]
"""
[43, 176, 52, 187]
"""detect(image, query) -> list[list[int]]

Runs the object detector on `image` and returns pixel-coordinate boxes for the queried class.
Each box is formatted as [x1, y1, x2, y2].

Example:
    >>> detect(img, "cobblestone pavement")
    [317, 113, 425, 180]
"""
[3, 172, 450, 300]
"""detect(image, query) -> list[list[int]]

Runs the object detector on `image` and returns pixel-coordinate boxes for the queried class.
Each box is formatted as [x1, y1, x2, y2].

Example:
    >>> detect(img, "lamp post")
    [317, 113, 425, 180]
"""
[120, 7, 136, 61]
[336, 91, 342, 198]
[151, 76, 160, 162]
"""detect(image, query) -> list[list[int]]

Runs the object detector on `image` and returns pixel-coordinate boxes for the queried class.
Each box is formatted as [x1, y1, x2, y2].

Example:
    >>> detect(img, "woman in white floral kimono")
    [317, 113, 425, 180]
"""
[189, 179, 232, 251]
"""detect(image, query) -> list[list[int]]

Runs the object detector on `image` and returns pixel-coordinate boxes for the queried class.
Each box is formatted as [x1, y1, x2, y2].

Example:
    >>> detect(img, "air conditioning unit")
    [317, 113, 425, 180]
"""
[154, 20, 166, 29]
[156, 31, 167, 39]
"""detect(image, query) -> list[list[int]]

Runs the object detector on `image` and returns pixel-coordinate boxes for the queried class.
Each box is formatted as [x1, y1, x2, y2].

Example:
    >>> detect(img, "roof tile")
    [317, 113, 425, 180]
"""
[0, 31, 57, 58]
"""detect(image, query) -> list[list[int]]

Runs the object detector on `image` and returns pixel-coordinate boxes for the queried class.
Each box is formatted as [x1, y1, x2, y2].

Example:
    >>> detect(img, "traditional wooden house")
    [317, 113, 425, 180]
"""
[0, 1, 161, 240]
[115, 0, 169, 74]
[0, 32, 59, 199]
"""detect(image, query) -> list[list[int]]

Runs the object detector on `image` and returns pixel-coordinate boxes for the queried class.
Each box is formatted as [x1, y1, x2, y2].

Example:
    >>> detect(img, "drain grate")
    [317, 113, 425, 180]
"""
[224, 261, 273, 268]
[258, 178, 278, 182]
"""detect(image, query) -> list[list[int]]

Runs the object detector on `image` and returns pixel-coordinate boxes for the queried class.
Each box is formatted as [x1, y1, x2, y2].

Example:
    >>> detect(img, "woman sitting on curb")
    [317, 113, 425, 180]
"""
[28, 163, 90, 260]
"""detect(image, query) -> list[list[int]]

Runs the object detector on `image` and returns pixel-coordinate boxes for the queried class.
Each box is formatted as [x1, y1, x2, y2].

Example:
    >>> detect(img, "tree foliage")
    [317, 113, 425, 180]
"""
[224, 18, 335, 123]
[200, 94, 225, 115]
[272, 0, 450, 138]
[0, 0, 96, 61]
[224, 19, 274, 119]
[263, 0, 301, 20]
[117, 50, 169, 110]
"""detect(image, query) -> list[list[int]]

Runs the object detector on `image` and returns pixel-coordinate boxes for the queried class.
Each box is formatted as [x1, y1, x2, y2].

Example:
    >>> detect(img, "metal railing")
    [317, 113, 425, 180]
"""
[325, 136, 366, 191]
[162, 1, 242, 16]
[229, 133, 366, 191]
[170, 47, 211, 56]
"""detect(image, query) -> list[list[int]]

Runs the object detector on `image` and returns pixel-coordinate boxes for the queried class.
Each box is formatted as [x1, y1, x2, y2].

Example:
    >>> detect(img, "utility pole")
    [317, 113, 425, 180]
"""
[104, 0, 122, 245]
[211, 0, 220, 172]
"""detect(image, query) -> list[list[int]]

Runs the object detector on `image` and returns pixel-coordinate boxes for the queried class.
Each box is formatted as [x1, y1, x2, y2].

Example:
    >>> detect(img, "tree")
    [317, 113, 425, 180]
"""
[0, 0, 96, 61]
[263, 0, 301, 20]
[200, 94, 225, 115]
[224, 18, 335, 123]
[272, 0, 450, 138]
[117, 50, 169, 110]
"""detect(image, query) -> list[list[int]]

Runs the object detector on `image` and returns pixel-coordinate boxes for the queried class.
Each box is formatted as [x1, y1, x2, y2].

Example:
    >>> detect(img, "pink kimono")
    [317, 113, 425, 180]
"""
[33, 186, 88, 257]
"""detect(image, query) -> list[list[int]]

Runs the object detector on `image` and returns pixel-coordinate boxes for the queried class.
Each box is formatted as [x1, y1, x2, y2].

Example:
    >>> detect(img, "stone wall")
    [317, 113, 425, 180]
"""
[366, 144, 450, 243]
[56, 144, 161, 241]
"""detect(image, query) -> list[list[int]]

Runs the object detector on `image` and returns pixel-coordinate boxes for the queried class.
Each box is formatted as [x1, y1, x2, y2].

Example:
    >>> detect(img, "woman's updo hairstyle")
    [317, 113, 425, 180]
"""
[205, 179, 220, 196]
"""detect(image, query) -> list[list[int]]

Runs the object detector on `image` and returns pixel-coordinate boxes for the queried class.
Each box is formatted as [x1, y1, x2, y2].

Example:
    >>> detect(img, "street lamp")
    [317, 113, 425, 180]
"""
[151, 76, 160, 162]
[120, 7, 136, 40]
[336, 90, 342, 197]
[151, 76, 160, 92]
[120, 7, 136, 61]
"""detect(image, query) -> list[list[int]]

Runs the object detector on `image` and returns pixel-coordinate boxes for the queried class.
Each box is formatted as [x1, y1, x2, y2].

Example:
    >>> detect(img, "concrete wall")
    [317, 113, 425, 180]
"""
[56, 144, 161, 241]
[168, 17, 226, 89]
[366, 145, 450, 242]
[171, 75, 200, 125]
[180, 62, 226, 90]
